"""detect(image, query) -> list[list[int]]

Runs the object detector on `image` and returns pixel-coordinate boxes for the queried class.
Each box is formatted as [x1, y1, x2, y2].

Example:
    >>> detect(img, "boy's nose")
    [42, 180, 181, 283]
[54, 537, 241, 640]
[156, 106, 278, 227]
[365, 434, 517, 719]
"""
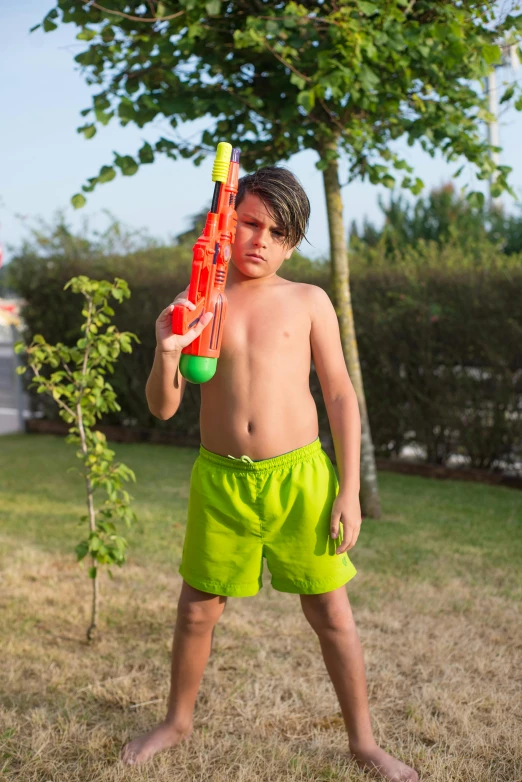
[253, 229, 269, 246]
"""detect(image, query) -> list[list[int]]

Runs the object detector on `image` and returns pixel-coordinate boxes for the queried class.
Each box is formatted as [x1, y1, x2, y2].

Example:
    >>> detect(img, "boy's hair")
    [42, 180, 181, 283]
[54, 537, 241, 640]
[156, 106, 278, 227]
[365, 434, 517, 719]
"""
[236, 166, 311, 250]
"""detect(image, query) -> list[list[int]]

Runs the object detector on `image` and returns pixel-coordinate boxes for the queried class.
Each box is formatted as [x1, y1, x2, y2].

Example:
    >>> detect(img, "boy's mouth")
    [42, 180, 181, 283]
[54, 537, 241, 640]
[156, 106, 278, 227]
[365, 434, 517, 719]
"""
[246, 253, 265, 261]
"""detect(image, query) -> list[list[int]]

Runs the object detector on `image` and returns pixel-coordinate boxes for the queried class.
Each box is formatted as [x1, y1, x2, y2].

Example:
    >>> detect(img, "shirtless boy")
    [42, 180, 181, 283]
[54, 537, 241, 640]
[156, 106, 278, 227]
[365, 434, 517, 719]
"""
[121, 166, 418, 781]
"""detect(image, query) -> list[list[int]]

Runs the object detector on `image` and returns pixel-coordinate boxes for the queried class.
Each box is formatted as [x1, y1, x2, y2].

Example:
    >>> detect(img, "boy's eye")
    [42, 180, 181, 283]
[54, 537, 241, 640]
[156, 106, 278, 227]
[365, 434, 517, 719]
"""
[245, 220, 284, 237]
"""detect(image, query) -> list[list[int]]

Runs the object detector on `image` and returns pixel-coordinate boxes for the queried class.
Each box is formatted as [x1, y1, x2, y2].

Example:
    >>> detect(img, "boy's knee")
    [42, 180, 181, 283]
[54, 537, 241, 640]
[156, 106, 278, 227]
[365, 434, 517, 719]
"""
[177, 583, 227, 629]
[300, 589, 353, 632]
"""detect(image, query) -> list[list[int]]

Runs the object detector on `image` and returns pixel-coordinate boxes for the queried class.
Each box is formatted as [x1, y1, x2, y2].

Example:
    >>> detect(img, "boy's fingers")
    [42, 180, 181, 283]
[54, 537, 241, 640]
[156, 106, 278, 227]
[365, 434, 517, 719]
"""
[330, 517, 340, 539]
[188, 312, 213, 332]
[167, 299, 195, 315]
[336, 532, 354, 554]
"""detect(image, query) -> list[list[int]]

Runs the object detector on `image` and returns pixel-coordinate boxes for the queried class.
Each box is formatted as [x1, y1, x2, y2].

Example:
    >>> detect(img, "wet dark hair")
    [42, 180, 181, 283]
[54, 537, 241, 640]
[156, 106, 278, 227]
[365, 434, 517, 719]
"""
[236, 166, 311, 249]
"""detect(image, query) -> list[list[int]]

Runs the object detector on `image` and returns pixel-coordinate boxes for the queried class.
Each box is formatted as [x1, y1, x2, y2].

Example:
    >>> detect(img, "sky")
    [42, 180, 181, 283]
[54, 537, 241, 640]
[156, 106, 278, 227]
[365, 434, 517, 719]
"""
[1, 2, 522, 265]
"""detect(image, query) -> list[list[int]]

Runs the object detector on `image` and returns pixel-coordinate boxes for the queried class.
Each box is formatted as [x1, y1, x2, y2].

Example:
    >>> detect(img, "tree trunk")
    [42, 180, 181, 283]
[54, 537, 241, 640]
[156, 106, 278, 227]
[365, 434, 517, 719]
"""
[320, 137, 382, 519]
[77, 402, 99, 642]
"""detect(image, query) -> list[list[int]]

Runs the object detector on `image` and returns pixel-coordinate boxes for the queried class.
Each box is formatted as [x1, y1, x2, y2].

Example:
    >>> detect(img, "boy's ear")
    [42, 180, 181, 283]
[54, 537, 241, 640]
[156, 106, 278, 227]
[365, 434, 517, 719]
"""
[284, 245, 296, 261]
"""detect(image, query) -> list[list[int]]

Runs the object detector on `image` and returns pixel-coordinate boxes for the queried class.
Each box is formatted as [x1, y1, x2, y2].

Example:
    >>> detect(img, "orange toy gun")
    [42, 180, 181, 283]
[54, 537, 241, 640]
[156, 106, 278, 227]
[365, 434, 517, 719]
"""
[172, 142, 241, 384]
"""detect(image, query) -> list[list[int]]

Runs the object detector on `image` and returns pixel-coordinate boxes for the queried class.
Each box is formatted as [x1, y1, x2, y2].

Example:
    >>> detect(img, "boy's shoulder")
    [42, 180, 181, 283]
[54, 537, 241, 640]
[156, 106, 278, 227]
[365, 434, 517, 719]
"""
[294, 282, 333, 313]
[277, 281, 334, 325]
[274, 280, 331, 317]
[282, 280, 330, 300]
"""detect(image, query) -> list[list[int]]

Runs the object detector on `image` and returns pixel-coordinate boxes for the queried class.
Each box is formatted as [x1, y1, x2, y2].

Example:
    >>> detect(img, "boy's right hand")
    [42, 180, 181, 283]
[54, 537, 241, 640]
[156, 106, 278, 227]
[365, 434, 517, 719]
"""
[156, 284, 214, 353]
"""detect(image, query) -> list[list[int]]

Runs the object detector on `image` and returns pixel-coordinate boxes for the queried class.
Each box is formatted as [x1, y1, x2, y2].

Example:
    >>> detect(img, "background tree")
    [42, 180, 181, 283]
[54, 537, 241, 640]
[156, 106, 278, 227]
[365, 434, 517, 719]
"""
[32, 0, 522, 518]
[350, 182, 522, 256]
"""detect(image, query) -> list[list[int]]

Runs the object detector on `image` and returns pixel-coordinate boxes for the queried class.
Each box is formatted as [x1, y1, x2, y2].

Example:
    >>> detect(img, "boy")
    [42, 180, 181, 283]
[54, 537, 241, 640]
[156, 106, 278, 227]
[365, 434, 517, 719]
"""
[121, 167, 418, 781]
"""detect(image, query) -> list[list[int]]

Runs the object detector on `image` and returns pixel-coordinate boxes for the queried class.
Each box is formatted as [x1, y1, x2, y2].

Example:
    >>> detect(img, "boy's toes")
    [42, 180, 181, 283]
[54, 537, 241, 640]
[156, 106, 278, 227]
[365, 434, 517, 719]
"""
[120, 740, 140, 765]
[119, 721, 193, 766]
[350, 743, 419, 782]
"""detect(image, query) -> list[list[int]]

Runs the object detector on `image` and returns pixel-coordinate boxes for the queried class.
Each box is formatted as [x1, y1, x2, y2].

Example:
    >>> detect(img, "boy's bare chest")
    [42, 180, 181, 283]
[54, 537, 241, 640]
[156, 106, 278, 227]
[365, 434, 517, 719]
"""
[199, 280, 318, 455]
[220, 283, 311, 363]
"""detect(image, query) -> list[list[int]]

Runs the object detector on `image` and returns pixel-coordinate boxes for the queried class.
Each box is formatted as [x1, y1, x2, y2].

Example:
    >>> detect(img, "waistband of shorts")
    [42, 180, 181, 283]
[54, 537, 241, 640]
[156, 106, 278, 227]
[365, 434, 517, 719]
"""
[198, 437, 323, 473]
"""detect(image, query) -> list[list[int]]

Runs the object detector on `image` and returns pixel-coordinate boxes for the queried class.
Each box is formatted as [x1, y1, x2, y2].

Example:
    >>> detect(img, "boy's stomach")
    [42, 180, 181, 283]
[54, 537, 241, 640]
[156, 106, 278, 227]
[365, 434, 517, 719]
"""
[199, 386, 320, 460]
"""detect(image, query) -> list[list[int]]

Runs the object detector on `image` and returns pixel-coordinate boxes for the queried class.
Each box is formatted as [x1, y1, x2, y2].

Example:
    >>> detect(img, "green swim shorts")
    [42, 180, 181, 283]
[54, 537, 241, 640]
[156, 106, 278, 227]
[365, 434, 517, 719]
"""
[178, 437, 357, 597]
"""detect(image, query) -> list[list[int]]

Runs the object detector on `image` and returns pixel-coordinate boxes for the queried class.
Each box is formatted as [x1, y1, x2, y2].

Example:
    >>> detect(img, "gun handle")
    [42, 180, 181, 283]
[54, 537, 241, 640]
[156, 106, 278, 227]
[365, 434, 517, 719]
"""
[171, 298, 206, 336]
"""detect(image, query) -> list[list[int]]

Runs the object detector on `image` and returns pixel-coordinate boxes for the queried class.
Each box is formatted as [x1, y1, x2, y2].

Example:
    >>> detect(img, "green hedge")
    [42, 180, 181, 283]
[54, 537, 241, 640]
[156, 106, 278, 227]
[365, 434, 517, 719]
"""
[4, 241, 522, 470]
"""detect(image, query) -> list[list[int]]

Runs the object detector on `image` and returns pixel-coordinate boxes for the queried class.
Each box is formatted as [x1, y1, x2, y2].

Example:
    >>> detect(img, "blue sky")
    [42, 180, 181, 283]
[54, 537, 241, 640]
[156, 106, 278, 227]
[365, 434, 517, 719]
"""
[1, 2, 522, 265]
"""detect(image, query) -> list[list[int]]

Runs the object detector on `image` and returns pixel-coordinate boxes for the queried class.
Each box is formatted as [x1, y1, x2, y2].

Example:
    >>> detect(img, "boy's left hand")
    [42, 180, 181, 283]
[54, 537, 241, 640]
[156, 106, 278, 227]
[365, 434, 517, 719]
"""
[330, 491, 362, 554]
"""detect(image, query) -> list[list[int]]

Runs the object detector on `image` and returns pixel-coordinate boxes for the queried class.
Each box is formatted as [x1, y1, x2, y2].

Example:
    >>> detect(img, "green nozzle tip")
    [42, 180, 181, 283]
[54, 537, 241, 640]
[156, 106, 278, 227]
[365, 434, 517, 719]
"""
[179, 354, 217, 384]
[212, 142, 232, 184]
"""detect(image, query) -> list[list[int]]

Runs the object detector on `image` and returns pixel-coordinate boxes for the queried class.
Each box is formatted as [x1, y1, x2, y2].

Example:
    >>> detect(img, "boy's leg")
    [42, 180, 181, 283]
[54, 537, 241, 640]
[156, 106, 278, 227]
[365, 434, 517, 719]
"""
[300, 586, 419, 782]
[121, 580, 227, 766]
[165, 581, 228, 725]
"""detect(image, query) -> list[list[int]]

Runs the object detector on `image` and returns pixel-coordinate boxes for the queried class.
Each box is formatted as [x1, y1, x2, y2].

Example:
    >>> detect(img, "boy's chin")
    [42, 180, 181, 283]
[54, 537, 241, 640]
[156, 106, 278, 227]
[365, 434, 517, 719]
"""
[230, 260, 264, 276]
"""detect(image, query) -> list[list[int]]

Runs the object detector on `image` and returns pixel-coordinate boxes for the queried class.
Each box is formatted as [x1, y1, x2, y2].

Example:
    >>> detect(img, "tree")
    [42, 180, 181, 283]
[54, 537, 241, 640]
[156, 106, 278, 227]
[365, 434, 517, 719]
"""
[350, 182, 522, 256]
[32, 0, 522, 518]
[15, 276, 140, 642]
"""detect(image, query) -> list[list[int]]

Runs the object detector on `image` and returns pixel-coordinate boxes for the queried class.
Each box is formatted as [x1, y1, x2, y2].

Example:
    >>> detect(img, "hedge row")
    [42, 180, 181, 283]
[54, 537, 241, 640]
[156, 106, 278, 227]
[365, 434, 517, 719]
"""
[6, 241, 522, 470]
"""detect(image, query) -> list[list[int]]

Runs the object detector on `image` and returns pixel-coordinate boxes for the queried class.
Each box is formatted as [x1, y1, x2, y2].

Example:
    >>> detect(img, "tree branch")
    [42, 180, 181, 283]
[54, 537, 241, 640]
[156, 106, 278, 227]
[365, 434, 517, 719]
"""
[255, 14, 343, 28]
[318, 95, 346, 135]
[80, 0, 185, 23]
[29, 362, 76, 420]
[262, 38, 312, 83]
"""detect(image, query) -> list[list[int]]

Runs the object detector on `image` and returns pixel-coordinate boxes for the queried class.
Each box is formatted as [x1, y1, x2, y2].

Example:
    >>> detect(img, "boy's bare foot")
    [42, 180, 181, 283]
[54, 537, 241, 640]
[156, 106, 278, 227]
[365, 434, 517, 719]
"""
[349, 742, 419, 782]
[120, 720, 193, 766]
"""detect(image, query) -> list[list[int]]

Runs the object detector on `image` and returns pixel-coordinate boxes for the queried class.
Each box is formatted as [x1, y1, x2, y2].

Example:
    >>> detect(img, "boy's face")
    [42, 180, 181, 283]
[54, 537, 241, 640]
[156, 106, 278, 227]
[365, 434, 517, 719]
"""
[230, 193, 295, 284]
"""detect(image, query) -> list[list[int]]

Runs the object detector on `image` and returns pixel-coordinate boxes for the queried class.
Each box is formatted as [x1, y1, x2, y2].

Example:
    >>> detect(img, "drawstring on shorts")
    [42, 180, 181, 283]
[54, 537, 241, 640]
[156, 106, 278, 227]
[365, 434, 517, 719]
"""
[227, 454, 255, 464]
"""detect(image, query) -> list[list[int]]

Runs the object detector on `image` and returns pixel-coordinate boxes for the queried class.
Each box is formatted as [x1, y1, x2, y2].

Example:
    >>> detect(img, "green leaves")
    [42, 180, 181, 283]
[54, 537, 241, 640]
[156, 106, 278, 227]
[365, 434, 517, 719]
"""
[358, 65, 379, 92]
[466, 190, 486, 210]
[298, 89, 315, 112]
[117, 97, 136, 123]
[205, 0, 221, 15]
[357, 1, 379, 17]
[500, 84, 515, 105]
[78, 124, 96, 139]
[42, 9, 59, 32]
[138, 142, 154, 164]
[43, 0, 520, 206]
[98, 165, 117, 183]
[290, 72, 307, 91]
[71, 193, 86, 209]
[78, 163, 117, 198]
[93, 93, 113, 126]
[482, 44, 501, 66]
[76, 27, 97, 41]
[19, 275, 139, 623]
[114, 154, 138, 176]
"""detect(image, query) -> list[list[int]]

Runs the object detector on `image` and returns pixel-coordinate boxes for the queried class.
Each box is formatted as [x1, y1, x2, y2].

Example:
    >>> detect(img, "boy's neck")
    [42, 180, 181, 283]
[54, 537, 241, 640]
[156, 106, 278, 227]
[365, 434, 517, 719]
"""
[226, 268, 280, 290]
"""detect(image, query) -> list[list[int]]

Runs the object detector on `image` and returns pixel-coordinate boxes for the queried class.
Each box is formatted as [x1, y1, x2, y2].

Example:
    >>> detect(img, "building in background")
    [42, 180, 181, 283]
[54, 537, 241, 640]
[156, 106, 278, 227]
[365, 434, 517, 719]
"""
[0, 298, 29, 435]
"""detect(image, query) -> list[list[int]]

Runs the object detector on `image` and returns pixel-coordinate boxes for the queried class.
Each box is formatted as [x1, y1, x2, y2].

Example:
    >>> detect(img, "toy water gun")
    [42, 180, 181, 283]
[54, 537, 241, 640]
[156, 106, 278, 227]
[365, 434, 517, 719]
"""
[172, 142, 241, 384]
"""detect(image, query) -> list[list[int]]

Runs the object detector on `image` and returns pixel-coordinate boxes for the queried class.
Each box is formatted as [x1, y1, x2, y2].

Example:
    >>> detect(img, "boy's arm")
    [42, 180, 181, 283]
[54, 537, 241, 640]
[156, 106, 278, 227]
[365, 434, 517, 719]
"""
[146, 347, 187, 420]
[308, 285, 361, 496]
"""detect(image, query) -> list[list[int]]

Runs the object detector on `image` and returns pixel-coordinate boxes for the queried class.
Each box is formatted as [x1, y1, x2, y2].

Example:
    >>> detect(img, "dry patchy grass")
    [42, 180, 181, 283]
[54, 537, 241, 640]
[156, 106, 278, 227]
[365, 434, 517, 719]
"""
[1, 540, 521, 781]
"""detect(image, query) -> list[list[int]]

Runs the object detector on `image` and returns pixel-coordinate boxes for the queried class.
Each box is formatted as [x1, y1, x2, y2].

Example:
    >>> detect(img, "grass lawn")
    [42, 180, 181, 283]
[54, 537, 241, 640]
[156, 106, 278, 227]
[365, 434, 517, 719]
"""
[0, 433, 521, 781]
